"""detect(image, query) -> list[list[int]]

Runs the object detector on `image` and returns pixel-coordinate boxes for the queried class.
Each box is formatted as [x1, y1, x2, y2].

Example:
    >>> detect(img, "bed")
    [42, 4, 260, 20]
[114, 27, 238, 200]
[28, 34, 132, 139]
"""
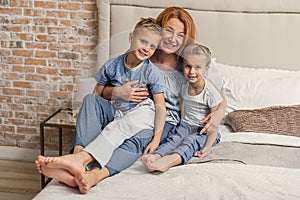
[33, 0, 300, 199]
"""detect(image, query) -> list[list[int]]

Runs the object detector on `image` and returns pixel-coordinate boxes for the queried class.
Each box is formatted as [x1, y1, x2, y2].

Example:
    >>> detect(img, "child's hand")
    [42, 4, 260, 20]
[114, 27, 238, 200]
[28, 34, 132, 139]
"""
[194, 147, 210, 158]
[144, 138, 160, 154]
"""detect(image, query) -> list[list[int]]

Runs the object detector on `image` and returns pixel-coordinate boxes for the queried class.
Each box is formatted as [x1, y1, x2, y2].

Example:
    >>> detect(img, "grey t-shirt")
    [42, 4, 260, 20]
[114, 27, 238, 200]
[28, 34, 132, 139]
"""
[181, 79, 223, 126]
[160, 69, 186, 125]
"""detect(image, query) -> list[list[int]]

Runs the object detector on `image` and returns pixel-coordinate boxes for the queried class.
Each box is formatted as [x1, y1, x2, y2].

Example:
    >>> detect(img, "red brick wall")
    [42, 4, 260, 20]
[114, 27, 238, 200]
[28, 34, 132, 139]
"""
[0, 0, 98, 152]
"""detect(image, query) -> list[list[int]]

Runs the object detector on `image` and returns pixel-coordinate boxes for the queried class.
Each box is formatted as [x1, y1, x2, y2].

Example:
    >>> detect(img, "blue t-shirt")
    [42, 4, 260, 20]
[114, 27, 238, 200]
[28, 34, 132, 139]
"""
[95, 53, 166, 111]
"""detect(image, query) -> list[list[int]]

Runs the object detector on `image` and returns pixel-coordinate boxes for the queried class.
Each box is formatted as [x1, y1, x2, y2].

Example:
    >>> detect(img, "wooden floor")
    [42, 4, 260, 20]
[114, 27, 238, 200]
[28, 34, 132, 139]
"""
[0, 160, 41, 200]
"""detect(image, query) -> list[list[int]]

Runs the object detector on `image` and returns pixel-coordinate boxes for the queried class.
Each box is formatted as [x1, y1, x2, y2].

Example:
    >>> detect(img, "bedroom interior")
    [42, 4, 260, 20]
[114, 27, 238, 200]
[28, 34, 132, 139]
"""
[32, 0, 300, 199]
[0, 0, 299, 199]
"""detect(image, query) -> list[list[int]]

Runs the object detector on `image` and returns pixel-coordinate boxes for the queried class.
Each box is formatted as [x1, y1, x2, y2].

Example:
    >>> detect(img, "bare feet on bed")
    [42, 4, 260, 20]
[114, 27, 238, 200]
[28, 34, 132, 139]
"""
[143, 153, 182, 172]
[35, 159, 43, 174]
[35, 156, 77, 187]
[37, 153, 86, 175]
[43, 167, 77, 187]
[75, 167, 110, 194]
[75, 171, 94, 194]
[140, 154, 161, 172]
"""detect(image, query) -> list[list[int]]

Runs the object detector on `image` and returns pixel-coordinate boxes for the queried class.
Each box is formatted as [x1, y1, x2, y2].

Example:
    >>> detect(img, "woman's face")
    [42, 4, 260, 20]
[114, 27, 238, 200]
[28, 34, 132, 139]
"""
[159, 18, 185, 54]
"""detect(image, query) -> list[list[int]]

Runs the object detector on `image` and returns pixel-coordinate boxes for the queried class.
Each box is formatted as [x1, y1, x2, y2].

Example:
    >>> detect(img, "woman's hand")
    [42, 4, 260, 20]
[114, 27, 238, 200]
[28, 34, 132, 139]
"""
[199, 100, 226, 135]
[112, 80, 149, 102]
[199, 112, 220, 135]
[199, 81, 227, 135]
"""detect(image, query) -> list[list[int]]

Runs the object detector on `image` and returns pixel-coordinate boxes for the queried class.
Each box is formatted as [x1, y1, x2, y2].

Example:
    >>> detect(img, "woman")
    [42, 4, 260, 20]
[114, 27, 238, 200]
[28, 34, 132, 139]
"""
[36, 7, 226, 194]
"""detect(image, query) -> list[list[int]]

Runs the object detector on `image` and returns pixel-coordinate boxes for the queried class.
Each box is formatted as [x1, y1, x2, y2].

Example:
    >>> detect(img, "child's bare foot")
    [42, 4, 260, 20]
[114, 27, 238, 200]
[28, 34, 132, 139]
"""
[75, 167, 110, 194]
[148, 153, 182, 172]
[37, 154, 85, 175]
[40, 164, 77, 187]
[140, 154, 161, 172]
[75, 171, 94, 194]
[35, 159, 43, 174]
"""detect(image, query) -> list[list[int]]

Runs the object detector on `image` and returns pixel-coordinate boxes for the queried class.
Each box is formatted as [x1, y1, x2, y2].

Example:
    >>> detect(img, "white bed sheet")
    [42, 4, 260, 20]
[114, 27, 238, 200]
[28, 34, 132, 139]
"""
[33, 163, 300, 200]
[33, 132, 300, 200]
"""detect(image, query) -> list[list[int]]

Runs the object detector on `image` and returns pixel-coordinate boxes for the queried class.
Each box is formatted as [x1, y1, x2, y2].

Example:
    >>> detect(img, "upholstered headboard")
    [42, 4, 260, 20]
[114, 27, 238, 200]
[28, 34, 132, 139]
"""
[96, 0, 300, 71]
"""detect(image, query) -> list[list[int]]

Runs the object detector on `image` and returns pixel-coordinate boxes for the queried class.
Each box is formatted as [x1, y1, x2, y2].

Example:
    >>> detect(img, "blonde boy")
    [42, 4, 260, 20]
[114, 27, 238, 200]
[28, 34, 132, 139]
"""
[141, 43, 223, 172]
[36, 18, 166, 187]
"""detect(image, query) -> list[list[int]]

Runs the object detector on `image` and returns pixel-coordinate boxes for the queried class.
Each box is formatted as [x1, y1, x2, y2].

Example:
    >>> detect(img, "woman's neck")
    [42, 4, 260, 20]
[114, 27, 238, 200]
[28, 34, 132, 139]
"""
[151, 50, 179, 71]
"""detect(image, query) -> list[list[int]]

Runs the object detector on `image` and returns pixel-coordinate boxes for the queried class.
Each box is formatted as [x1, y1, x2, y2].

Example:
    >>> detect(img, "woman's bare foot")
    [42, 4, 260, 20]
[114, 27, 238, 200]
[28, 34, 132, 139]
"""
[140, 154, 161, 172]
[75, 167, 110, 194]
[37, 153, 87, 175]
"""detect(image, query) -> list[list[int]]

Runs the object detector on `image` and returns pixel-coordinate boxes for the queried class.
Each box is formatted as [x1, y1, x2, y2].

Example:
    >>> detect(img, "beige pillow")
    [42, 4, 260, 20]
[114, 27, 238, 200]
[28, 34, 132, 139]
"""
[225, 105, 300, 136]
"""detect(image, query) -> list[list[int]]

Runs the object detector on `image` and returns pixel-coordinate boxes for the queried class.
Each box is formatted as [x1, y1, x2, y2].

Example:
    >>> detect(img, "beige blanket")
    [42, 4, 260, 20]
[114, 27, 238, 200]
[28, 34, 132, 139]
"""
[189, 141, 300, 169]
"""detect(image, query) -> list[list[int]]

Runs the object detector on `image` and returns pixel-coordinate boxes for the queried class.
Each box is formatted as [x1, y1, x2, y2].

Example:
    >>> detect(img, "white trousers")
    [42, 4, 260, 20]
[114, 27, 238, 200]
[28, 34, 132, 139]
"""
[84, 98, 155, 167]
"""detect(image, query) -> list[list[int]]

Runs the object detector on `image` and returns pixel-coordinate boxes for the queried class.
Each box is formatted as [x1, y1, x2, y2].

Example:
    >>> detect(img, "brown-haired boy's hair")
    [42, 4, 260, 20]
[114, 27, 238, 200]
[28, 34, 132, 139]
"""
[133, 17, 161, 36]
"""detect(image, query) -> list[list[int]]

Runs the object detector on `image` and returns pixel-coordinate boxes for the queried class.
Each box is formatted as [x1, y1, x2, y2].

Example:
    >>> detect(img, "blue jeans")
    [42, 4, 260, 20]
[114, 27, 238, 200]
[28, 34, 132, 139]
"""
[70, 94, 114, 153]
[105, 122, 176, 176]
[154, 121, 221, 164]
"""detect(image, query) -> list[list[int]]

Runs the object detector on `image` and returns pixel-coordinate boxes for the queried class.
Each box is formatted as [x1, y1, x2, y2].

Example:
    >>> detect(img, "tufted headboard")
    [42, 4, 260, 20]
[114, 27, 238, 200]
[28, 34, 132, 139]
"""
[96, 0, 300, 71]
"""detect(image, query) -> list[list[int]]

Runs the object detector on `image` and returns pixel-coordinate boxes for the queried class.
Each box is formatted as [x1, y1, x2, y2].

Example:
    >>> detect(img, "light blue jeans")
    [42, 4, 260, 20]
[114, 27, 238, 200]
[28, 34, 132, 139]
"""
[72, 93, 179, 176]
[154, 121, 221, 164]
[105, 122, 176, 176]
[71, 94, 114, 153]
[84, 98, 156, 167]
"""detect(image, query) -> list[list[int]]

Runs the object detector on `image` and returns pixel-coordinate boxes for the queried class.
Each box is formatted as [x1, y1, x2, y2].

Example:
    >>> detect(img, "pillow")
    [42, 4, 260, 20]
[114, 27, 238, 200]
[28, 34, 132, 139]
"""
[206, 58, 224, 91]
[225, 105, 300, 137]
[216, 63, 300, 114]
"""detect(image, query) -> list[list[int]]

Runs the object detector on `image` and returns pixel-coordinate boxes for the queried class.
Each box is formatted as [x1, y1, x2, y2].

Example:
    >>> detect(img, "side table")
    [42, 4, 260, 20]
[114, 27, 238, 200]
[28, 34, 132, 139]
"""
[39, 108, 76, 188]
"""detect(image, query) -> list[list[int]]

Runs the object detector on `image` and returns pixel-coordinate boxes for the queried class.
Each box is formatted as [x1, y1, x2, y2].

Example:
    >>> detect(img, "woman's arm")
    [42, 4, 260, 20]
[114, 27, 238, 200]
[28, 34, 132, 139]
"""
[199, 81, 227, 134]
[102, 80, 149, 102]
[144, 92, 166, 154]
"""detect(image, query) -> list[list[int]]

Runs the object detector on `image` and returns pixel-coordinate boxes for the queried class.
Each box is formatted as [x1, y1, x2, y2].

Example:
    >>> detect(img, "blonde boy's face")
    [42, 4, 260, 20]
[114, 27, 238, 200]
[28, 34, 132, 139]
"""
[183, 54, 209, 84]
[129, 28, 161, 61]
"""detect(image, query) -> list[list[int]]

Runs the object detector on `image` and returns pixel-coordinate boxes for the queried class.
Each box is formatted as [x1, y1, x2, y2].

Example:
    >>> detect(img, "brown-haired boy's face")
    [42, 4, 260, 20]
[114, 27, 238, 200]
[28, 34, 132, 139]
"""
[129, 28, 161, 62]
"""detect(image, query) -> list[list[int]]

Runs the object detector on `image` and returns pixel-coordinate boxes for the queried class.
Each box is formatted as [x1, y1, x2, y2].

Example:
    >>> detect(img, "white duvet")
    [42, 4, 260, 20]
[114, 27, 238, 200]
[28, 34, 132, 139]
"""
[33, 132, 300, 200]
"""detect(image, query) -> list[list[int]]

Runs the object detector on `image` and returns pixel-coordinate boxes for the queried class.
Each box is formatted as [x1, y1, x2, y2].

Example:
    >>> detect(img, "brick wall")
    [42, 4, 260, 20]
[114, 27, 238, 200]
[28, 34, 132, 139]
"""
[0, 0, 98, 152]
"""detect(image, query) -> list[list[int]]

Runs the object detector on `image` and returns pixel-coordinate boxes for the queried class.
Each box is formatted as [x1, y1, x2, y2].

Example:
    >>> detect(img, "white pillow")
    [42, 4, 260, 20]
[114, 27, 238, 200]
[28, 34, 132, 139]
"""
[216, 63, 300, 114]
[206, 58, 224, 91]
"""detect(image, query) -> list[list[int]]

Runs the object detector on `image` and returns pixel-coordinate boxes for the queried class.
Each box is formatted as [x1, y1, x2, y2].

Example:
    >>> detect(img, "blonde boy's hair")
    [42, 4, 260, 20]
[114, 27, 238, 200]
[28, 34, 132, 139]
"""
[182, 43, 212, 67]
[133, 17, 161, 36]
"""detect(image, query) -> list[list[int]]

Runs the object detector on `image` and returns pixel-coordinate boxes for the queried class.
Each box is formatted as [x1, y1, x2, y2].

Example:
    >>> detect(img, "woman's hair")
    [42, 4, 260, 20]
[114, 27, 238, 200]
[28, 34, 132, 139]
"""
[133, 17, 161, 36]
[182, 43, 212, 67]
[156, 6, 197, 56]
